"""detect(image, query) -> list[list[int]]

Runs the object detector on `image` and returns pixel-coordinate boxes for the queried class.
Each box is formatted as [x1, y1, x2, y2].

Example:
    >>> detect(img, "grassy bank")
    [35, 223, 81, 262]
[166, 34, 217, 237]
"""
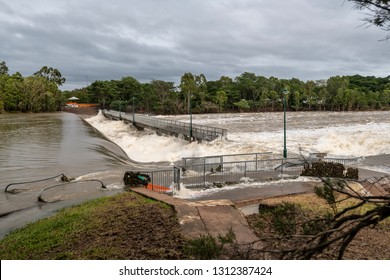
[1, 190, 389, 260]
[0, 192, 186, 260]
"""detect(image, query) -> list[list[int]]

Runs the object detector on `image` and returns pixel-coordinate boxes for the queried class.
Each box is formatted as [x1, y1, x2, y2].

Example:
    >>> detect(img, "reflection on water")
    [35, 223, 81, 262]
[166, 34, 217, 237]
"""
[0, 113, 132, 184]
[0, 112, 136, 238]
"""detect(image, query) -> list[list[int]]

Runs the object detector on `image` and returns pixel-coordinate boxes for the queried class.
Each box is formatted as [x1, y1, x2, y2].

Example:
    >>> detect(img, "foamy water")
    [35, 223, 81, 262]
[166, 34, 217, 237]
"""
[173, 176, 321, 200]
[86, 111, 390, 163]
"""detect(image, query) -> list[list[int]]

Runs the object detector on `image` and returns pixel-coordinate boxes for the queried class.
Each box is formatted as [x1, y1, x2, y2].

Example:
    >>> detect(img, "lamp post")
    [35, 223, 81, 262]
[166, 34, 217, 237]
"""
[189, 92, 193, 142]
[119, 98, 122, 120]
[132, 96, 135, 123]
[282, 88, 289, 159]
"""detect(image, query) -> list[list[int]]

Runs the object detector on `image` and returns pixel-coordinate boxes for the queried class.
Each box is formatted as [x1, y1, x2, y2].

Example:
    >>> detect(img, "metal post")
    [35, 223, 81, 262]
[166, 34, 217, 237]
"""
[119, 98, 122, 120]
[282, 89, 288, 159]
[283, 97, 287, 158]
[203, 163, 206, 188]
[189, 93, 193, 142]
[281, 88, 289, 179]
[132, 96, 135, 123]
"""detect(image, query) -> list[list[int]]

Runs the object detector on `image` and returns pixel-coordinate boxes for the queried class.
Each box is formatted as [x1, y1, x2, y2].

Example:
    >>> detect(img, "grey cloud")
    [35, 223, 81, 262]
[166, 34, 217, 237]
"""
[0, 0, 388, 90]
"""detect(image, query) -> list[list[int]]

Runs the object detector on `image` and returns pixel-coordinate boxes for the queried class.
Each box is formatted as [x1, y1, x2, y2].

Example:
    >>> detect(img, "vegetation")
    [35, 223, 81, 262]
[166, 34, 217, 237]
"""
[66, 73, 390, 114]
[349, 0, 390, 40]
[0, 62, 64, 113]
[1, 60, 389, 114]
[0, 177, 389, 260]
[0, 192, 186, 260]
[248, 177, 390, 260]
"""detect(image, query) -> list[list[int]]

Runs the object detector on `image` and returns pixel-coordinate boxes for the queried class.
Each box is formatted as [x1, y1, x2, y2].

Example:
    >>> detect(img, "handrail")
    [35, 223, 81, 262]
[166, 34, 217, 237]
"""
[103, 110, 227, 141]
[37, 179, 106, 202]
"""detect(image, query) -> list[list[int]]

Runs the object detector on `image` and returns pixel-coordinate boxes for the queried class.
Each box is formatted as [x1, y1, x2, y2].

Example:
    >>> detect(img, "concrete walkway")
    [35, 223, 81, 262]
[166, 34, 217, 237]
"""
[129, 169, 389, 247]
[131, 187, 260, 244]
[130, 169, 387, 244]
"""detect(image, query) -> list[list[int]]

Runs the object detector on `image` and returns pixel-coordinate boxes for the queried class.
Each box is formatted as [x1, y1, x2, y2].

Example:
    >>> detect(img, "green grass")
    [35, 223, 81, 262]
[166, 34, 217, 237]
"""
[0, 192, 176, 259]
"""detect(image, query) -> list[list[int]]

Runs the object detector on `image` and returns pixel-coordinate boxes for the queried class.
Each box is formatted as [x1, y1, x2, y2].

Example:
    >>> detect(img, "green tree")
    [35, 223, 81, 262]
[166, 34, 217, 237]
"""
[88, 80, 115, 109]
[214, 90, 228, 112]
[1, 73, 23, 111]
[63, 88, 91, 104]
[218, 76, 239, 110]
[235, 72, 259, 101]
[33, 66, 66, 86]
[194, 74, 208, 112]
[117, 76, 141, 102]
[268, 90, 279, 111]
[180, 72, 198, 113]
[0, 61, 9, 75]
[150, 80, 177, 114]
[303, 81, 317, 111]
[379, 88, 390, 107]
[234, 99, 250, 112]
[326, 76, 350, 110]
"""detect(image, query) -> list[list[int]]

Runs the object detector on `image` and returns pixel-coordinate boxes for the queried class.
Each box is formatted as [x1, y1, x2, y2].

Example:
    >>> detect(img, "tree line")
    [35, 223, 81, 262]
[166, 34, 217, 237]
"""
[1, 60, 389, 114]
[0, 61, 65, 113]
[65, 72, 390, 114]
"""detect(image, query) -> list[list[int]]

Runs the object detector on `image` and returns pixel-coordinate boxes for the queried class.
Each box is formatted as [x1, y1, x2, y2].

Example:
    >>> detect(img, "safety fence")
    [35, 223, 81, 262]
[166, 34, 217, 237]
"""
[103, 110, 227, 142]
[181, 152, 273, 166]
[135, 153, 363, 194]
[321, 157, 362, 168]
[3, 154, 363, 197]
[141, 168, 180, 193]
[180, 157, 303, 189]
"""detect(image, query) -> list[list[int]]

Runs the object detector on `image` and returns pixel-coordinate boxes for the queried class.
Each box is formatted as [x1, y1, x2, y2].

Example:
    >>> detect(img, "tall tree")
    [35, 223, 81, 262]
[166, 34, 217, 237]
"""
[180, 73, 197, 113]
[117, 76, 141, 102]
[0, 61, 9, 75]
[150, 80, 176, 114]
[34, 66, 66, 86]
[214, 90, 228, 112]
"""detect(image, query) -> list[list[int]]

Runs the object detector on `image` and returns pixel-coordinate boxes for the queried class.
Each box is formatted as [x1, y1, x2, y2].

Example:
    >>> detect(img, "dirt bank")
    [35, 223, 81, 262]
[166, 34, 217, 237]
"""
[63, 106, 99, 116]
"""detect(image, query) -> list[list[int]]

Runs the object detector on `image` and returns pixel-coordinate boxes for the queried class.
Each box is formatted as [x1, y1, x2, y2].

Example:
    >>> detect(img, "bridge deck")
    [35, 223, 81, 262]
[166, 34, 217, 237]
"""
[102, 110, 227, 142]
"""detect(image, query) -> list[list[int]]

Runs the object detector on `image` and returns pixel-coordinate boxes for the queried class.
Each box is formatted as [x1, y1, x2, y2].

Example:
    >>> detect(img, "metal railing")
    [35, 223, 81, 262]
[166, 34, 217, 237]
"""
[182, 152, 273, 166]
[321, 157, 362, 168]
[103, 110, 227, 141]
[140, 167, 180, 193]
[180, 157, 303, 189]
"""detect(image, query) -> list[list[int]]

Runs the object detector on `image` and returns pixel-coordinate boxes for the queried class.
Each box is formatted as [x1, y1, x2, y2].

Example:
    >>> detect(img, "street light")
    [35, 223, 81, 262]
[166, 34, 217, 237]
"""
[282, 88, 289, 159]
[119, 98, 122, 120]
[132, 96, 135, 123]
[189, 92, 193, 142]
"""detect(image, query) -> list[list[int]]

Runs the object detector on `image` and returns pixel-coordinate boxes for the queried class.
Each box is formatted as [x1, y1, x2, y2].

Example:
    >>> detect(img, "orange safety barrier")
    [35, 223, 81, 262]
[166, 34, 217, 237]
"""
[66, 102, 98, 107]
[146, 183, 171, 193]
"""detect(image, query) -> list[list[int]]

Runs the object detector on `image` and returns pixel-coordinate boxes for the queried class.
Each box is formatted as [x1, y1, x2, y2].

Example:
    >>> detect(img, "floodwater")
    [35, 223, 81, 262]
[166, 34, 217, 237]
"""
[0, 112, 154, 238]
[0, 110, 389, 237]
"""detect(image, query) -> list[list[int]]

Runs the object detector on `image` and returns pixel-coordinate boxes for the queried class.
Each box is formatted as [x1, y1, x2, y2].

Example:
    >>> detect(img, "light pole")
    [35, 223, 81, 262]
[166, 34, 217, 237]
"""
[119, 98, 122, 120]
[189, 92, 193, 142]
[132, 96, 135, 123]
[282, 88, 289, 159]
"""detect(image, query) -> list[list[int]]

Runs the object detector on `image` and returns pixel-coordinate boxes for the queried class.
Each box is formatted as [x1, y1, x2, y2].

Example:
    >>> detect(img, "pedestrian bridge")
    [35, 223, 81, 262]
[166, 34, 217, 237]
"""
[102, 110, 227, 142]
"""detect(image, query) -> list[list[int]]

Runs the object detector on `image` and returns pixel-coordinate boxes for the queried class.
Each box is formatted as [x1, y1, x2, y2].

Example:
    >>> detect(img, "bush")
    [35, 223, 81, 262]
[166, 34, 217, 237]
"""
[301, 161, 358, 179]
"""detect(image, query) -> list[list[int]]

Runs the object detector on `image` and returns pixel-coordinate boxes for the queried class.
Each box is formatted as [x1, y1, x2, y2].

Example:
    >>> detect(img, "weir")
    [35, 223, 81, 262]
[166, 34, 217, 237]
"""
[102, 110, 227, 142]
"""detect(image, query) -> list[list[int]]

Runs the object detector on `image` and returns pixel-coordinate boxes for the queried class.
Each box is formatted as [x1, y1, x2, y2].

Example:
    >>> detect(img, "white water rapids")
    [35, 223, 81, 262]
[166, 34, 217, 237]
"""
[86, 110, 390, 165]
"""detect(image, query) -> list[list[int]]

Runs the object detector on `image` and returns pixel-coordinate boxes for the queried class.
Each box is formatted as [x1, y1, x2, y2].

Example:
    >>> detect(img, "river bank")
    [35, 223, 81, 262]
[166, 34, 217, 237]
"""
[62, 105, 99, 116]
[0, 184, 388, 260]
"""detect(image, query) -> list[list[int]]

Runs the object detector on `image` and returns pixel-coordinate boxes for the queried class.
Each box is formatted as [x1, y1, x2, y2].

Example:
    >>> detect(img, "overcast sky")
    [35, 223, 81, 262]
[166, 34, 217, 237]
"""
[0, 0, 388, 90]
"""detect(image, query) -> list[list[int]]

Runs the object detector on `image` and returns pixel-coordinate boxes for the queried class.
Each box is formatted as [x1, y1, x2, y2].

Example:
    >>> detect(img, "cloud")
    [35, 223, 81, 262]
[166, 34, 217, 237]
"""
[0, 0, 388, 90]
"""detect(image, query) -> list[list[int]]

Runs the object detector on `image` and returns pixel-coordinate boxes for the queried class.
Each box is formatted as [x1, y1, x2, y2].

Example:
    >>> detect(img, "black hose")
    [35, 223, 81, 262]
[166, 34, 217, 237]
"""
[37, 179, 106, 203]
[4, 173, 69, 193]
